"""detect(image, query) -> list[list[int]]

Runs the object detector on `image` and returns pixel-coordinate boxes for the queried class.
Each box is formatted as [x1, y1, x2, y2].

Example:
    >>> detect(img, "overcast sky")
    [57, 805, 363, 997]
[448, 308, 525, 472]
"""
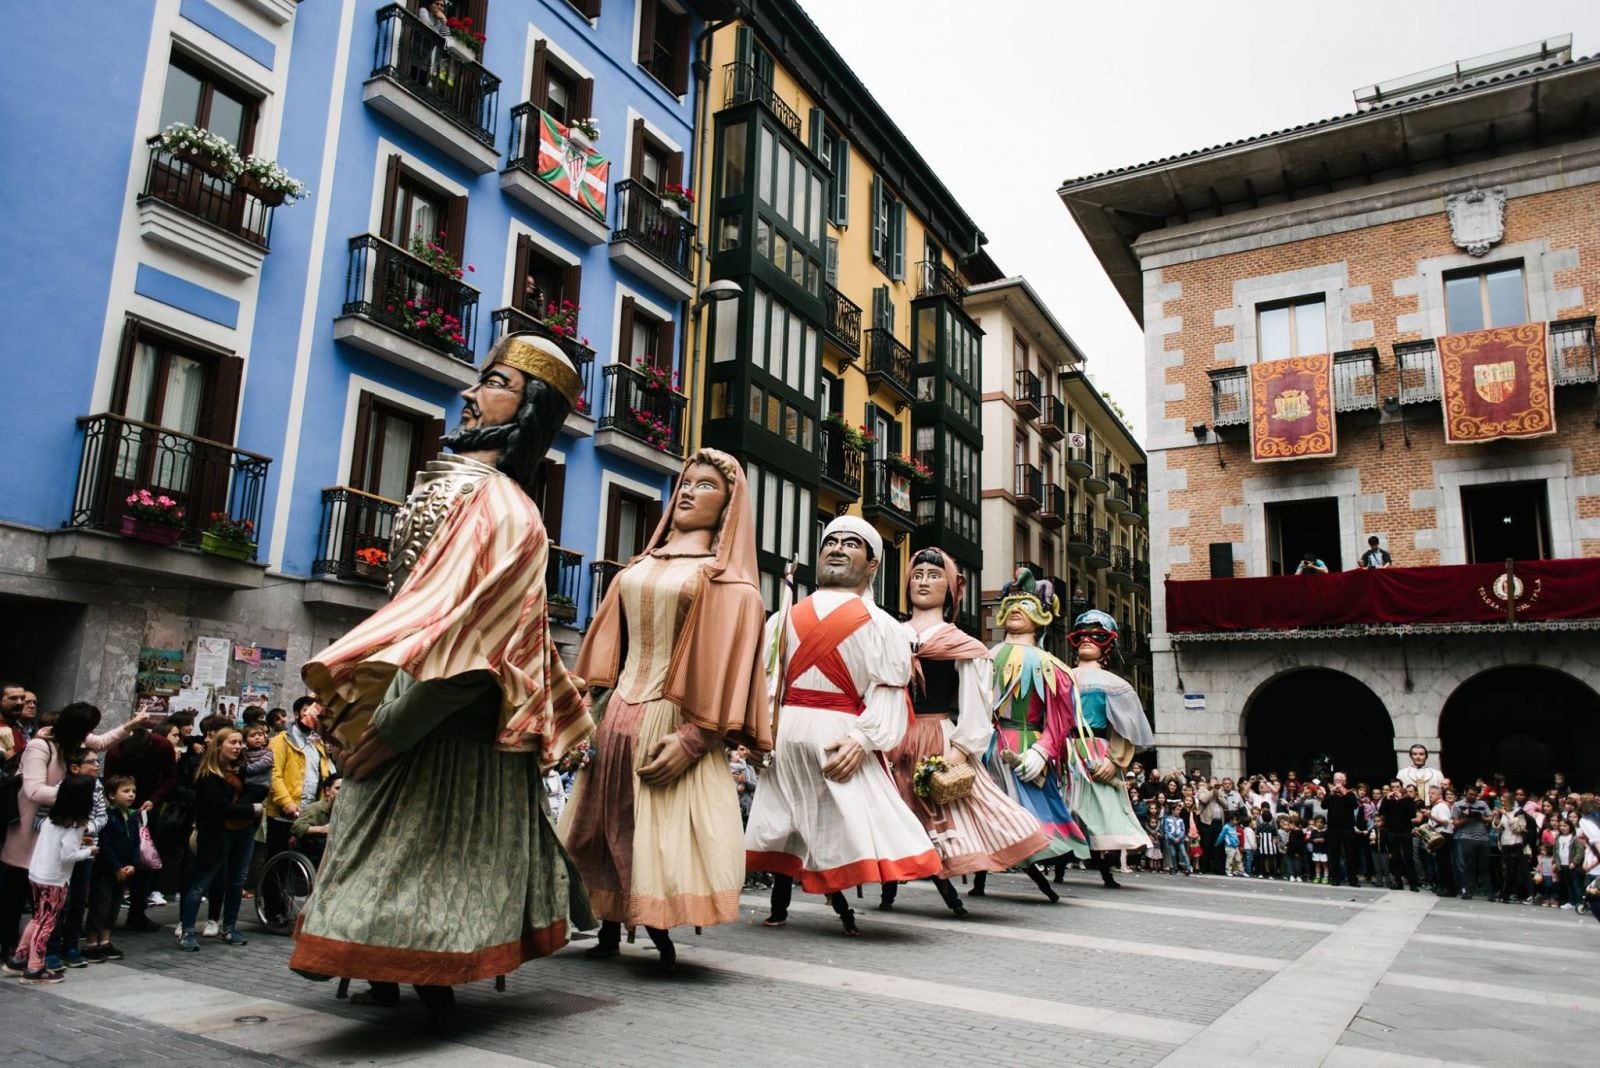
[795, 0, 1600, 443]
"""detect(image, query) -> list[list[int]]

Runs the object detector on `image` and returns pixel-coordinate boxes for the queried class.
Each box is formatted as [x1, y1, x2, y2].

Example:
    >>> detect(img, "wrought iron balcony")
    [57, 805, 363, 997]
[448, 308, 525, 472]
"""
[547, 545, 582, 623]
[343, 234, 480, 363]
[819, 419, 863, 499]
[1209, 366, 1250, 426]
[312, 486, 400, 584]
[1039, 396, 1066, 442]
[1039, 482, 1066, 529]
[1550, 316, 1598, 386]
[598, 362, 686, 458]
[1134, 557, 1151, 586]
[1065, 440, 1093, 477]
[1013, 369, 1041, 418]
[1332, 347, 1380, 412]
[864, 329, 915, 405]
[590, 559, 623, 618]
[1105, 472, 1131, 514]
[139, 140, 274, 249]
[824, 284, 862, 360]
[1066, 512, 1093, 554]
[1084, 453, 1110, 494]
[1394, 340, 1439, 405]
[915, 260, 965, 302]
[68, 414, 271, 557]
[1013, 463, 1041, 511]
[372, 4, 499, 146]
[862, 458, 916, 531]
[721, 61, 801, 139]
[1107, 545, 1133, 587]
[611, 178, 694, 280]
[1087, 527, 1112, 570]
[490, 306, 596, 412]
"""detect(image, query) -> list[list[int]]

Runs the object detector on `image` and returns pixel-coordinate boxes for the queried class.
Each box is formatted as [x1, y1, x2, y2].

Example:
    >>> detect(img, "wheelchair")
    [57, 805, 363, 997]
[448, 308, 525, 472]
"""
[253, 835, 322, 936]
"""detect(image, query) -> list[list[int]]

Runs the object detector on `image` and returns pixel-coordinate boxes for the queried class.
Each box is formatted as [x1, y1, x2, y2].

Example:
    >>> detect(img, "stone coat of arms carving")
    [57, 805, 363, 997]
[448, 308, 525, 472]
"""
[1446, 188, 1507, 257]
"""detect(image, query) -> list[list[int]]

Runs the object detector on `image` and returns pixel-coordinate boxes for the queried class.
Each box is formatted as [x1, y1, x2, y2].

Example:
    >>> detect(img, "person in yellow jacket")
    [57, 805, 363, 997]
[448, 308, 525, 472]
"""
[266, 697, 333, 856]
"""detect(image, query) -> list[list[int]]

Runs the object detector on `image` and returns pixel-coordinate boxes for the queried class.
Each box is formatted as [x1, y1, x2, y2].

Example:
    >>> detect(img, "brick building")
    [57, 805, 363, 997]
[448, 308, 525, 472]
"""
[1059, 38, 1600, 787]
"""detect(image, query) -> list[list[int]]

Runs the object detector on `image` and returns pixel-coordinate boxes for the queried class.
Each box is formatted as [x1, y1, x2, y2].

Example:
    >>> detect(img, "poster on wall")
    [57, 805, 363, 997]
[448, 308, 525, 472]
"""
[1249, 354, 1335, 462]
[170, 688, 209, 714]
[1437, 322, 1555, 444]
[241, 684, 272, 709]
[136, 648, 185, 695]
[193, 637, 232, 689]
[215, 693, 240, 722]
[234, 643, 262, 667]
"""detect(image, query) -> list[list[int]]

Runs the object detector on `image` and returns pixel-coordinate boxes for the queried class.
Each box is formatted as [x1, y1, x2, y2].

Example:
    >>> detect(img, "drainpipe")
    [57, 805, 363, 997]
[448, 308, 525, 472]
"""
[683, 16, 734, 452]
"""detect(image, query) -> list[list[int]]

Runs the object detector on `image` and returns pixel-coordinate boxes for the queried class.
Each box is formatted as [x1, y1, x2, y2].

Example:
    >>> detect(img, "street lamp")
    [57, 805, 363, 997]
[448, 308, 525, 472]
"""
[686, 278, 744, 449]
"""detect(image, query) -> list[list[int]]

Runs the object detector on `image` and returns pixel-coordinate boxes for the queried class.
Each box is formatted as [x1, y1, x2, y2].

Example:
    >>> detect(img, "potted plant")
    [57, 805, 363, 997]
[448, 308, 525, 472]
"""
[409, 229, 475, 280]
[120, 489, 186, 546]
[237, 155, 310, 207]
[627, 405, 676, 452]
[888, 452, 932, 482]
[633, 356, 679, 394]
[387, 295, 468, 353]
[155, 123, 242, 179]
[548, 592, 576, 620]
[444, 15, 484, 58]
[823, 411, 865, 450]
[566, 117, 600, 151]
[354, 545, 389, 581]
[661, 182, 694, 217]
[201, 512, 257, 561]
[542, 299, 580, 341]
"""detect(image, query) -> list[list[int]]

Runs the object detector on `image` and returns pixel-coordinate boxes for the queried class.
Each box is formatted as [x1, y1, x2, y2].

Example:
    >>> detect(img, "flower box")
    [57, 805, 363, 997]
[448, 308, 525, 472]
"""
[200, 531, 255, 561]
[660, 199, 683, 217]
[446, 36, 478, 60]
[120, 515, 182, 546]
[237, 173, 286, 207]
[354, 561, 388, 583]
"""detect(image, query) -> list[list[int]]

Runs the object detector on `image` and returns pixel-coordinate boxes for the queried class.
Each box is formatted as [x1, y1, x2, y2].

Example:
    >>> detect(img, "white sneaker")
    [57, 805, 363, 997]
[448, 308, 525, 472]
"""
[1561, 903, 1575, 910]
[174, 923, 183, 938]
[146, 891, 167, 907]
[201, 920, 220, 938]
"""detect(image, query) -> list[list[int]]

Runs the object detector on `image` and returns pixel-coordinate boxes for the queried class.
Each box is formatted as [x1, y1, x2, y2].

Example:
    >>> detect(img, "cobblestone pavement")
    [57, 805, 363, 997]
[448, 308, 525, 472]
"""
[3, 869, 1596, 1066]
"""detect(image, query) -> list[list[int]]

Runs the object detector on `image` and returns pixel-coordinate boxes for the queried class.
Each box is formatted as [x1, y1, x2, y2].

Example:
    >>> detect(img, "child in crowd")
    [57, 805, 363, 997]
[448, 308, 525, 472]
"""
[1242, 816, 1257, 877]
[84, 775, 140, 961]
[1160, 804, 1191, 875]
[1310, 816, 1330, 884]
[1534, 843, 1560, 907]
[42, 749, 107, 970]
[1556, 819, 1584, 910]
[240, 723, 274, 808]
[11, 775, 97, 984]
[1255, 806, 1280, 879]
[1218, 815, 1242, 876]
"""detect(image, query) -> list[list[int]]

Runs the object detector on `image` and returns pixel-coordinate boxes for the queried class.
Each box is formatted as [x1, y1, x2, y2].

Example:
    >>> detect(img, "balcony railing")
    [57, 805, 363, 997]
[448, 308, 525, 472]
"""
[1039, 482, 1066, 529]
[1108, 545, 1133, 583]
[312, 486, 400, 584]
[1067, 512, 1093, 552]
[590, 559, 623, 619]
[915, 260, 965, 302]
[490, 306, 596, 412]
[547, 545, 582, 623]
[598, 362, 686, 458]
[1134, 557, 1151, 585]
[343, 234, 480, 363]
[1209, 367, 1249, 426]
[819, 419, 863, 499]
[1106, 472, 1131, 513]
[1039, 396, 1066, 442]
[1088, 527, 1112, 567]
[139, 141, 274, 248]
[505, 103, 612, 226]
[639, 44, 680, 92]
[1013, 369, 1041, 418]
[1084, 453, 1110, 493]
[1394, 340, 1440, 405]
[862, 458, 915, 530]
[372, 4, 499, 145]
[1065, 441, 1093, 476]
[1332, 347, 1380, 412]
[611, 179, 694, 280]
[722, 61, 801, 139]
[864, 329, 915, 403]
[1014, 463, 1041, 510]
[1550, 316, 1598, 386]
[824, 284, 862, 359]
[68, 414, 271, 557]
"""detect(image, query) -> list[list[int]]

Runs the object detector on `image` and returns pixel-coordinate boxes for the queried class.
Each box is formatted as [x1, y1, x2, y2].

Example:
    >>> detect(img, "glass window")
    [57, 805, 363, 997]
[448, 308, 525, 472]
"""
[718, 213, 742, 251]
[721, 121, 747, 196]
[776, 145, 792, 219]
[158, 64, 203, 133]
[772, 231, 788, 275]
[779, 481, 796, 558]
[754, 217, 771, 259]
[762, 470, 778, 553]
[1446, 263, 1527, 333]
[1257, 298, 1326, 360]
[711, 299, 737, 363]
[758, 126, 775, 204]
[801, 324, 816, 394]
[752, 290, 768, 372]
[785, 310, 802, 390]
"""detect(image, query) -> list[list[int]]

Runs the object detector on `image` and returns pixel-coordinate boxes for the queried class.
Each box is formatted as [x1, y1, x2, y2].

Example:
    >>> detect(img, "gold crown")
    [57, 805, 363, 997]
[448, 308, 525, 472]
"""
[492, 335, 583, 406]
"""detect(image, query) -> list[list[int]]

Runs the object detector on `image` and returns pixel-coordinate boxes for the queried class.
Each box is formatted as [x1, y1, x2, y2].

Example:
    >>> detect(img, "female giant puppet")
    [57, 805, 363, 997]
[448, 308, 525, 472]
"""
[564, 449, 771, 972]
[880, 548, 1049, 916]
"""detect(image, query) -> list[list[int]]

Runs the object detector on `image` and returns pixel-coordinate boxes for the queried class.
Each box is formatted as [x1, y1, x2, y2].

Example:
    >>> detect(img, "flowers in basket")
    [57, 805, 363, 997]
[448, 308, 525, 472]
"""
[354, 546, 389, 569]
[239, 156, 311, 203]
[567, 117, 600, 141]
[543, 299, 580, 339]
[627, 406, 676, 451]
[445, 15, 485, 52]
[662, 183, 694, 211]
[124, 489, 186, 527]
[633, 356, 679, 393]
[409, 229, 474, 279]
[156, 123, 242, 176]
[206, 512, 256, 544]
[912, 754, 976, 805]
[824, 412, 867, 449]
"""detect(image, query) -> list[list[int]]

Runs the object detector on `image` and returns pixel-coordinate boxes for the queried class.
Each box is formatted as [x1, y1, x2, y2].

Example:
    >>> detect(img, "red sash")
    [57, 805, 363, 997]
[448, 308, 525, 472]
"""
[784, 596, 870, 714]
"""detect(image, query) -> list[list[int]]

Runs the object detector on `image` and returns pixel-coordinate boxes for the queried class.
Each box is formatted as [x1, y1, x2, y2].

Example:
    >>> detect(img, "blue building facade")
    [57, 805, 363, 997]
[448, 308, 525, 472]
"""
[0, 0, 712, 711]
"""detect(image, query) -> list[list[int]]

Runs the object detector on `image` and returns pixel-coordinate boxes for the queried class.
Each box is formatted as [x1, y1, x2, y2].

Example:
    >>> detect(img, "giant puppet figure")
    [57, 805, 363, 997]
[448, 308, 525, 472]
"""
[1063, 609, 1155, 887]
[744, 516, 941, 935]
[562, 448, 771, 973]
[879, 548, 1049, 916]
[292, 334, 593, 1019]
[981, 568, 1089, 900]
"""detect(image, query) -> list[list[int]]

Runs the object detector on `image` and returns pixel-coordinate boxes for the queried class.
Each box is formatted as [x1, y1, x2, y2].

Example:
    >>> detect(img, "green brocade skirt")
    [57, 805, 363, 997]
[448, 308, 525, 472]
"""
[290, 675, 593, 987]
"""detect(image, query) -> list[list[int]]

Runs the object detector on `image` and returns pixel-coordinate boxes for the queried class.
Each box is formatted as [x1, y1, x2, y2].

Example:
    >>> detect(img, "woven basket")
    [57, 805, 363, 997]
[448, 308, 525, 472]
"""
[927, 761, 976, 806]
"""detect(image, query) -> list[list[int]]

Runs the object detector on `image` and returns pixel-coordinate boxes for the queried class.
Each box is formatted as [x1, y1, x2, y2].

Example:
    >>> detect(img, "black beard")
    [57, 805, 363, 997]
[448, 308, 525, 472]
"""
[440, 421, 514, 453]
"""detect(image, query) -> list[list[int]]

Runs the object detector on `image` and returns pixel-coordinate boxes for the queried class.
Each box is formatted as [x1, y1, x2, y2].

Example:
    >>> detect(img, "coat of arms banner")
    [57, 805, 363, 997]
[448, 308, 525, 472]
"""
[1249, 354, 1335, 462]
[1438, 322, 1554, 444]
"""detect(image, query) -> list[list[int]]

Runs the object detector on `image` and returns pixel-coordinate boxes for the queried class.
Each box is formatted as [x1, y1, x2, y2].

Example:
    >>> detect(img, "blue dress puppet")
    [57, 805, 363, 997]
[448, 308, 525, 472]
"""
[977, 570, 1090, 901]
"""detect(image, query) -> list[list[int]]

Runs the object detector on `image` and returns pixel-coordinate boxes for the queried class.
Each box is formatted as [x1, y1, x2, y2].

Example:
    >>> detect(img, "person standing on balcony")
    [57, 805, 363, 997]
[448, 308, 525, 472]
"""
[1360, 535, 1393, 569]
[1294, 551, 1329, 575]
[290, 333, 593, 1024]
[562, 449, 771, 973]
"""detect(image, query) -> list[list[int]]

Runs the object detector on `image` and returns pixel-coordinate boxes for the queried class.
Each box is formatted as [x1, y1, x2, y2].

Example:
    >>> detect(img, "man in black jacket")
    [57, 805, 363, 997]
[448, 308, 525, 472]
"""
[1377, 782, 1421, 891]
[1324, 773, 1365, 887]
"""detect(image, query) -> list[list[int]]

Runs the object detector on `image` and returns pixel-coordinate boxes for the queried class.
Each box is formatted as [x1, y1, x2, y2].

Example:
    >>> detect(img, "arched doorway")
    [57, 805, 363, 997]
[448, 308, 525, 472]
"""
[1244, 669, 1395, 785]
[1439, 667, 1600, 792]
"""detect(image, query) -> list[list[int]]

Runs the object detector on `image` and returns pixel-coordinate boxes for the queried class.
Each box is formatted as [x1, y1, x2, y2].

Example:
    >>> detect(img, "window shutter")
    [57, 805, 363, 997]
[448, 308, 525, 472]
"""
[540, 461, 565, 543]
[378, 153, 403, 243]
[348, 391, 376, 486]
[511, 233, 533, 315]
[418, 416, 444, 472]
[561, 261, 583, 312]
[642, 496, 663, 549]
[871, 285, 886, 330]
[825, 236, 838, 286]
[669, 18, 689, 95]
[530, 40, 549, 110]
[110, 317, 142, 414]
[629, 118, 646, 182]
[808, 107, 823, 156]
[833, 135, 849, 225]
[653, 317, 674, 372]
[443, 194, 468, 259]
[890, 200, 906, 281]
[200, 354, 244, 445]
[734, 24, 753, 69]
[461, 0, 487, 34]
[666, 149, 683, 187]
[618, 295, 637, 363]
[575, 77, 594, 123]
[604, 484, 622, 559]
[637, 0, 656, 65]
[869, 174, 884, 261]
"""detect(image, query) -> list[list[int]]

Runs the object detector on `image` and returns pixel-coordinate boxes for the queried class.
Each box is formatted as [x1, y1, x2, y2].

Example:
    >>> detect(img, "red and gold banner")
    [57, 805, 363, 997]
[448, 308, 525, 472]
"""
[1249, 354, 1335, 462]
[1438, 322, 1554, 444]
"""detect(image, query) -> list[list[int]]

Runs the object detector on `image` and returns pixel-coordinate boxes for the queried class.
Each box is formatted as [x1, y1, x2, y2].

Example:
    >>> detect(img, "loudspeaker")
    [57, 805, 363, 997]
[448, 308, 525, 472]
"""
[1208, 542, 1234, 579]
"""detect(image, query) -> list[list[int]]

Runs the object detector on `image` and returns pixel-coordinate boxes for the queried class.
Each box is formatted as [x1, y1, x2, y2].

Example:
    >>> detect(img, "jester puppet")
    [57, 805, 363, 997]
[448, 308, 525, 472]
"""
[980, 569, 1089, 900]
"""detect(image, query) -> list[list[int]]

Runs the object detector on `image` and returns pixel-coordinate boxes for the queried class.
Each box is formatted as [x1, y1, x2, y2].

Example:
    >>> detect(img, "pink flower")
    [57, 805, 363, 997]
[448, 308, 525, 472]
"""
[466, 264, 475, 273]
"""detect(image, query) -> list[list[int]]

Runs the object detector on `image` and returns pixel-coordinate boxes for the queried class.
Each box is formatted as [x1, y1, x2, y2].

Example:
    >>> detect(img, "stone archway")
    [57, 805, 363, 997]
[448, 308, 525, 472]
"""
[1243, 668, 1396, 785]
[1439, 666, 1600, 792]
